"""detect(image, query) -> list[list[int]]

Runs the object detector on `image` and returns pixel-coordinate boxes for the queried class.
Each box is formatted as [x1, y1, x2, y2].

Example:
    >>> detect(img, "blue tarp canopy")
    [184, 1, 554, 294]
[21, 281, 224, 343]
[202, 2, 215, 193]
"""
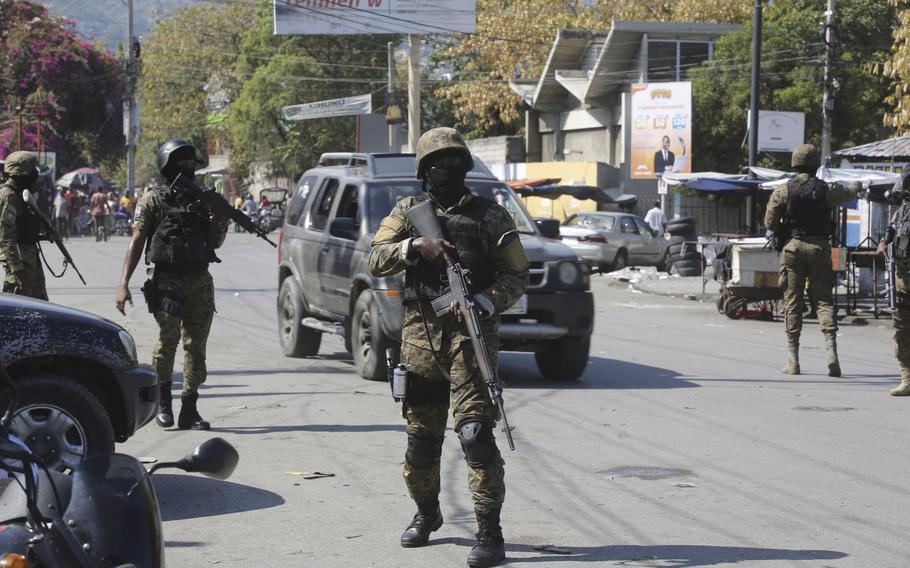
[680, 178, 767, 196]
[510, 184, 638, 205]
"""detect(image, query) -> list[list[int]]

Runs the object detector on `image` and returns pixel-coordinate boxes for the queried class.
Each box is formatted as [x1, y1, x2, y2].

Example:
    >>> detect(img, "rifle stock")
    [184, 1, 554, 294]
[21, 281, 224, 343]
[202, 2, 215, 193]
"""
[21, 190, 86, 285]
[171, 173, 277, 248]
[405, 200, 516, 450]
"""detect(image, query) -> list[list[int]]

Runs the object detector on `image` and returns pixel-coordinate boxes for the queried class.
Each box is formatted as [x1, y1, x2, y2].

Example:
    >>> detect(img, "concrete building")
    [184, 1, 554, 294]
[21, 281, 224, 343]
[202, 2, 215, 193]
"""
[508, 21, 739, 209]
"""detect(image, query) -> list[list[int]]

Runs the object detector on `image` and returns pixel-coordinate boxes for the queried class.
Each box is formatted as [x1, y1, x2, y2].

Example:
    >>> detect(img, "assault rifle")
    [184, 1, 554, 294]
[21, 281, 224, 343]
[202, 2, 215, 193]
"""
[888, 240, 898, 310]
[21, 190, 86, 285]
[170, 173, 277, 248]
[405, 200, 516, 450]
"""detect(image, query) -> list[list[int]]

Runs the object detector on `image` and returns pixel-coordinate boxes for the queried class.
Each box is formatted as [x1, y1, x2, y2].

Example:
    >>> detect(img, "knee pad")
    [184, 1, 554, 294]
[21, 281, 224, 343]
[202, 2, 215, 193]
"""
[457, 420, 500, 469]
[405, 433, 442, 469]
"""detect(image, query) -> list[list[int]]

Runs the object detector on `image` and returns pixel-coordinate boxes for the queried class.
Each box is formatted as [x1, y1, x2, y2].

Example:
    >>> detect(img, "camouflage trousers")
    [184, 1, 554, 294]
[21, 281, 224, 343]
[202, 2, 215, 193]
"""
[400, 326, 505, 514]
[779, 239, 836, 343]
[892, 262, 910, 379]
[150, 269, 215, 395]
[2, 252, 48, 301]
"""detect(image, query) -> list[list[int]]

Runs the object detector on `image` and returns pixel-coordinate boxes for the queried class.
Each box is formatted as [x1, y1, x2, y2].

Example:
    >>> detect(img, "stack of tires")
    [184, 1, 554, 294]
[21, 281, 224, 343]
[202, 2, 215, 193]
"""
[665, 217, 702, 277]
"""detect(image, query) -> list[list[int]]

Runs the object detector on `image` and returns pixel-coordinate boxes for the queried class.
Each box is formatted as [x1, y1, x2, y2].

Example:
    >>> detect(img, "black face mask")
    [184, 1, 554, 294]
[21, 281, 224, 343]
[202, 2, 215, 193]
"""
[11, 171, 38, 189]
[427, 165, 467, 207]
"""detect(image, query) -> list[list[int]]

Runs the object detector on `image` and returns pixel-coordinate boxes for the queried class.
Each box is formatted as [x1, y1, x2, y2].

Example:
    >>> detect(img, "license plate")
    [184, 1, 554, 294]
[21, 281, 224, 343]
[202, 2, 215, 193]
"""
[502, 294, 528, 315]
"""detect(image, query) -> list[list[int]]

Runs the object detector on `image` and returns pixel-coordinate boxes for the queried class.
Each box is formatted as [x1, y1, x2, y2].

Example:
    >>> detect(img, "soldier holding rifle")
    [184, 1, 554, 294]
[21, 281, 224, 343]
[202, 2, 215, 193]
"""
[877, 173, 910, 396]
[0, 152, 48, 300]
[369, 128, 529, 568]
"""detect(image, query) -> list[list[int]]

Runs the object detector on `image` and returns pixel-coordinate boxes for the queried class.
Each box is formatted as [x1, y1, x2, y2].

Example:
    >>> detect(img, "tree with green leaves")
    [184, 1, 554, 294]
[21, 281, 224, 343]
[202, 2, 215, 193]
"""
[690, 0, 894, 171]
[880, 0, 910, 132]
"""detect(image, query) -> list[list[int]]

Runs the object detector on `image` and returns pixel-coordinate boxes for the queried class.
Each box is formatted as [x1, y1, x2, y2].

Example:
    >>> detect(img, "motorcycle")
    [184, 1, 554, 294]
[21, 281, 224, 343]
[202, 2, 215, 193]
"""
[0, 368, 239, 567]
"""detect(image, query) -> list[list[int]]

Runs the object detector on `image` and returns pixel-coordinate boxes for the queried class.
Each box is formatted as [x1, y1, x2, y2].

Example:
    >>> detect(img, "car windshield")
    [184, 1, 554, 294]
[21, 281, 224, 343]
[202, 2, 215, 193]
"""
[567, 214, 615, 231]
[366, 180, 538, 235]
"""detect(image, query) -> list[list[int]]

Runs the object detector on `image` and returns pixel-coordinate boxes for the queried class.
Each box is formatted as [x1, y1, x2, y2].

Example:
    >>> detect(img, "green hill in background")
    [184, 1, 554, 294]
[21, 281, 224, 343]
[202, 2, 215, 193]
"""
[43, 0, 201, 50]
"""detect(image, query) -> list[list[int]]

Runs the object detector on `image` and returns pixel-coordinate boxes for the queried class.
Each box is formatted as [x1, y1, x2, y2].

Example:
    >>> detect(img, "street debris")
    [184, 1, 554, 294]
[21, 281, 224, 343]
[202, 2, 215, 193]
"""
[675, 482, 698, 488]
[599, 466, 693, 480]
[286, 471, 335, 479]
[532, 544, 572, 555]
[604, 266, 663, 284]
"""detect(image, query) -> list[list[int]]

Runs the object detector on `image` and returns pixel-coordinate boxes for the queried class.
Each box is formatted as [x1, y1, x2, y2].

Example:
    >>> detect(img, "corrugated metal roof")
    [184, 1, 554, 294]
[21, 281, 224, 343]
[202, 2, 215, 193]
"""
[835, 136, 910, 159]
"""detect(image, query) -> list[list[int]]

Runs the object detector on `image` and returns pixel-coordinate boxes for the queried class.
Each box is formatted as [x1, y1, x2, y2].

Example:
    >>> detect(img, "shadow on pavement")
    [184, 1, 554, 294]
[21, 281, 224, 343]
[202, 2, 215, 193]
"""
[500, 353, 698, 390]
[211, 424, 406, 435]
[435, 538, 846, 566]
[153, 474, 284, 521]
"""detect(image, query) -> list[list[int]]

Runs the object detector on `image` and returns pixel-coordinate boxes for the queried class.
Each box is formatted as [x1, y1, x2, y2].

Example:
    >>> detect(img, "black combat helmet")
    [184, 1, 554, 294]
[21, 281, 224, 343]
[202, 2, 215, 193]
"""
[157, 139, 202, 181]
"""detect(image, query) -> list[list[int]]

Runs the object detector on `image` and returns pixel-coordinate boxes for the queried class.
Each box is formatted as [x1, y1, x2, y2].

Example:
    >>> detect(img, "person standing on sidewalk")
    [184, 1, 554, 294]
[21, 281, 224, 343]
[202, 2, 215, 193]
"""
[645, 200, 667, 234]
[764, 144, 856, 376]
[877, 174, 910, 395]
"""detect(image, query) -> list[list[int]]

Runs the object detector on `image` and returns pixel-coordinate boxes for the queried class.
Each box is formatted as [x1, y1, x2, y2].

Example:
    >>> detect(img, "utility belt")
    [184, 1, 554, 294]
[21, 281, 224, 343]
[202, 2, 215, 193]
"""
[386, 348, 449, 417]
[140, 267, 193, 316]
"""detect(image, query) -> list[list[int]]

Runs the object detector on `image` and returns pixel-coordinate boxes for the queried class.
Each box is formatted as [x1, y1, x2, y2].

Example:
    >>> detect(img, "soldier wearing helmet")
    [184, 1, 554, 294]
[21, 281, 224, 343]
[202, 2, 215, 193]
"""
[115, 139, 229, 431]
[368, 127, 529, 568]
[0, 151, 48, 300]
[876, 172, 910, 395]
[765, 144, 856, 376]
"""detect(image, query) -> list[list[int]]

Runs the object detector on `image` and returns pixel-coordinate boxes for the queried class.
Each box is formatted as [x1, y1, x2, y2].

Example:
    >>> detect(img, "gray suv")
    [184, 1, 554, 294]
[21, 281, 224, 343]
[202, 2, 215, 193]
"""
[277, 153, 594, 381]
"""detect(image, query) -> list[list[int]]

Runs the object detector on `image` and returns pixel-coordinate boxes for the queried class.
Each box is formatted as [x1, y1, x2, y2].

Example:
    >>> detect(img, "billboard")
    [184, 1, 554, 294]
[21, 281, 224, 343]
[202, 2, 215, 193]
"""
[273, 0, 476, 35]
[281, 93, 372, 121]
[750, 110, 805, 153]
[630, 82, 692, 180]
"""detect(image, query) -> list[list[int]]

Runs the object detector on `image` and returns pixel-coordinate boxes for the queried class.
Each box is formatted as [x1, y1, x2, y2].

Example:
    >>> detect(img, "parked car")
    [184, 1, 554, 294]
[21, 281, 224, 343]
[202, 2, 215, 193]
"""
[559, 212, 669, 272]
[277, 152, 595, 382]
[0, 294, 158, 472]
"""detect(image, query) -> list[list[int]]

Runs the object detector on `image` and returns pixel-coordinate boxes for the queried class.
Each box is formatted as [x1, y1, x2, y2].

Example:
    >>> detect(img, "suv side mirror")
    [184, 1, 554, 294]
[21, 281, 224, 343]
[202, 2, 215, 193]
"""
[536, 218, 560, 239]
[329, 217, 358, 240]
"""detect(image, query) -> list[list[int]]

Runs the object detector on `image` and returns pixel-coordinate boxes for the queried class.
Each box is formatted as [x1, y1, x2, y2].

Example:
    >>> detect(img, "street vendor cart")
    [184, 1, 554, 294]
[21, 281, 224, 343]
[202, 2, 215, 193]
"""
[711, 238, 783, 319]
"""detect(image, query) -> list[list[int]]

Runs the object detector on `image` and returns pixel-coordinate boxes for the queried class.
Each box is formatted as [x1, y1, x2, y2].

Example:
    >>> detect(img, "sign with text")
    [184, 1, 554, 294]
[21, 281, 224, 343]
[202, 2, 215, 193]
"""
[281, 93, 372, 121]
[748, 110, 805, 153]
[630, 82, 692, 180]
[273, 0, 476, 35]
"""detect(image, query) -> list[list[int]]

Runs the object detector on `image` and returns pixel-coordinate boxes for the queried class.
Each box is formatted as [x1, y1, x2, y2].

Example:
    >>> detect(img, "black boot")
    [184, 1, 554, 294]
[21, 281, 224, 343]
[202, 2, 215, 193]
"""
[467, 508, 505, 568]
[155, 384, 174, 428]
[177, 393, 210, 430]
[400, 499, 443, 548]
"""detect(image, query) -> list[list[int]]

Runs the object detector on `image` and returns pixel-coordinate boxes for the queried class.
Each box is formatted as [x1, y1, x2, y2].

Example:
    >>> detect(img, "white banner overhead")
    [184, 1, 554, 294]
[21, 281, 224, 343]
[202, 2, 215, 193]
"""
[273, 0, 476, 35]
[281, 93, 373, 121]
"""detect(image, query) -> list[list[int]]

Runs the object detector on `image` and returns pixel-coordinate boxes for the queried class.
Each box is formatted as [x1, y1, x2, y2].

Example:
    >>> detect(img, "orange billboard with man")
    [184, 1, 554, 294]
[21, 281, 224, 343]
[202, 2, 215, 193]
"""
[630, 82, 692, 179]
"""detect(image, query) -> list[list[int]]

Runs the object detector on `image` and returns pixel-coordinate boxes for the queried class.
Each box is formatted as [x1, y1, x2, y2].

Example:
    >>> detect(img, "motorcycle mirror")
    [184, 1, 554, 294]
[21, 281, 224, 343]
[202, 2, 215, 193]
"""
[176, 437, 239, 480]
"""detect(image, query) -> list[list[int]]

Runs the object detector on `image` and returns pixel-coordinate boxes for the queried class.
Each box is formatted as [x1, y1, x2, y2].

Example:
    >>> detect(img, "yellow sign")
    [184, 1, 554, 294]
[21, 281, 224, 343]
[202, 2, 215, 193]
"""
[630, 82, 692, 179]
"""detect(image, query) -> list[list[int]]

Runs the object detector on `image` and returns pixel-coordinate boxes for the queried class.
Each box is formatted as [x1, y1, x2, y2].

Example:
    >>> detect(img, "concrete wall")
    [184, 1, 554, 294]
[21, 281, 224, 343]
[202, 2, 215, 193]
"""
[466, 136, 526, 165]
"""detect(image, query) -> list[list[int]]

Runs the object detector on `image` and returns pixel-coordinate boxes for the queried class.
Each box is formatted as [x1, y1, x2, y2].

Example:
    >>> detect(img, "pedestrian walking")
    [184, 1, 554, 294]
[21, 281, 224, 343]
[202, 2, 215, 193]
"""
[115, 139, 229, 431]
[53, 190, 69, 241]
[0, 152, 48, 300]
[90, 188, 108, 240]
[645, 200, 667, 234]
[369, 127, 530, 568]
[877, 174, 910, 395]
[764, 144, 856, 376]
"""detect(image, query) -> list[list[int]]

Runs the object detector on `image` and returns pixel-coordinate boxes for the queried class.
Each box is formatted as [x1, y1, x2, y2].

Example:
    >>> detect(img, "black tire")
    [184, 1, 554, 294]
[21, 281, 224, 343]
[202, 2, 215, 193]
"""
[716, 294, 725, 314]
[10, 375, 114, 472]
[610, 249, 628, 271]
[666, 221, 695, 233]
[668, 243, 684, 256]
[278, 278, 321, 357]
[723, 296, 746, 319]
[679, 251, 702, 262]
[674, 259, 702, 271]
[534, 336, 590, 381]
[352, 290, 395, 382]
[668, 235, 686, 246]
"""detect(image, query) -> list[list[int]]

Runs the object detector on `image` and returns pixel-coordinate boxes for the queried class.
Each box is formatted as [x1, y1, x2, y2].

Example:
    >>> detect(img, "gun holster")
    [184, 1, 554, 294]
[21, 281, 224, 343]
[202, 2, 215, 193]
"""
[140, 278, 158, 314]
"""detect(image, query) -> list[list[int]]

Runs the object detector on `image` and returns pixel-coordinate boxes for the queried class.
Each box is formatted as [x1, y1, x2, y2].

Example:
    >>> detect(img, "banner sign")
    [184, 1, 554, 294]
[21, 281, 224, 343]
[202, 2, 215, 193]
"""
[630, 82, 692, 180]
[750, 110, 805, 153]
[273, 0, 476, 35]
[281, 93, 372, 121]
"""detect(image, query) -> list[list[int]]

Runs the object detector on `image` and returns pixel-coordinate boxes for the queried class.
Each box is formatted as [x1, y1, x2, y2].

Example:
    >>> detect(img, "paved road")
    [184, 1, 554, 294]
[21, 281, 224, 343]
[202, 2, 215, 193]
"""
[42, 233, 908, 567]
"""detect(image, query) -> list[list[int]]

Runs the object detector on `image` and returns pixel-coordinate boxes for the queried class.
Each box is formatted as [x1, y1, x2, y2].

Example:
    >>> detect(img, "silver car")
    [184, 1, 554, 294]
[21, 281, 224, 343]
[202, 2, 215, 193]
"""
[559, 212, 669, 272]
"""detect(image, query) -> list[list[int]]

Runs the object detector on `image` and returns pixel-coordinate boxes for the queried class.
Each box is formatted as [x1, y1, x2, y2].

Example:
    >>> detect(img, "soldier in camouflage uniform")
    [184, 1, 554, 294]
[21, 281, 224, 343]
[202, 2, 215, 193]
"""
[115, 139, 228, 430]
[765, 144, 856, 376]
[877, 174, 910, 395]
[369, 127, 529, 568]
[0, 151, 48, 300]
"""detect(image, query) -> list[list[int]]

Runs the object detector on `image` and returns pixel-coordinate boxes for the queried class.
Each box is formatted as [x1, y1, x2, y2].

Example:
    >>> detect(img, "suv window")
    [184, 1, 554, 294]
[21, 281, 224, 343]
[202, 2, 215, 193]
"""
[310, 178, 339, 231]
[336, 184, 361, 223]
[620, 217, 638, 234]
[288, 175, 317, 226]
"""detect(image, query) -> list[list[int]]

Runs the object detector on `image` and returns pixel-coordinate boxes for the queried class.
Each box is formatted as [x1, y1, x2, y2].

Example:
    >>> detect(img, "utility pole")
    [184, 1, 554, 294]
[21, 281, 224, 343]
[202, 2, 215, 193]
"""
[125, 0, 138, 195]
[747, 0, 763, 232]
[387, 42, 401, 153]
[821, 0, 835, 164]
[407, 34, 421, 153]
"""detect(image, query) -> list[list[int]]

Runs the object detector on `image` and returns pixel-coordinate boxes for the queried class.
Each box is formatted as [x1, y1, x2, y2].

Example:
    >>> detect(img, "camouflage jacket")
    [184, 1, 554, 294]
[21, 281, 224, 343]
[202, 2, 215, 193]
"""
[133, 186, 229, 252]
[0, 180, 39, 273]
[764, 174, 858, 242]
[369, 192, 529, 348]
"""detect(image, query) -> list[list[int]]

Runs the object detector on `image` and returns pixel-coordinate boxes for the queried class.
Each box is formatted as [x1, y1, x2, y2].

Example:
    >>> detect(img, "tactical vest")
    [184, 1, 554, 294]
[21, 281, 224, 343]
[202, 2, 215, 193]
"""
[403, 196, 496, 302]
[893, 201, 910, 260]
[786, 177, 831, 238]
[1, 183, 41, 245]
[146, 189, 213, 270]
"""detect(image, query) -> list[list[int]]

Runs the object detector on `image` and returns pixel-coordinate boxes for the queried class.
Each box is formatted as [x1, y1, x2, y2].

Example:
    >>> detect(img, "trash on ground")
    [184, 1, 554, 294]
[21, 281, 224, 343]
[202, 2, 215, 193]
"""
[675, 482, 698, 488]
[532, 544, 572, 555]
[286, 471, 335, 479]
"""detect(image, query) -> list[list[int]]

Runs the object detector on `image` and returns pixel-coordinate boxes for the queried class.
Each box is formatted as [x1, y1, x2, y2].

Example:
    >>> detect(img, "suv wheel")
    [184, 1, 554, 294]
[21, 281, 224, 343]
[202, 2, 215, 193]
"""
[10, 375, 114, 472]
[352, 290, 394, 382]
[278, 278, 321, 357]
[534, 337, 590, 381]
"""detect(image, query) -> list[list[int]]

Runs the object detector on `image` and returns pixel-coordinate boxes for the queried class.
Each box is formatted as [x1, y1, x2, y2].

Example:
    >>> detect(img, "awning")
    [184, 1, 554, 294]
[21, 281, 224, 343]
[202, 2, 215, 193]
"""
[510, 183, 637, 205]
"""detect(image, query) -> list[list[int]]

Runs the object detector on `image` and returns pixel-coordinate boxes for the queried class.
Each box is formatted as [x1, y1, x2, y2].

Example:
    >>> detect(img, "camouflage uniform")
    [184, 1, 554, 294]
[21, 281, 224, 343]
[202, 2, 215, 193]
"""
[133, 187, 226, 395]
[886, 202, 910, 395]
[370, 191, 528, 513]
[765, 163, 857, 375]
[0, 152, 47, 300]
